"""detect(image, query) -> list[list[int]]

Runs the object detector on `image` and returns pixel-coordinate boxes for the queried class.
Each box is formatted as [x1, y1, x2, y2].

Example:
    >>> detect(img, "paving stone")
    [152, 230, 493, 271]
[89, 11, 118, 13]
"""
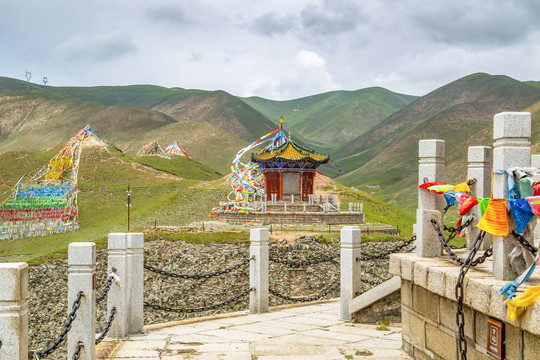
[200, 328, 271, 341]
[99, 300, 412, 360]
[232, 322, 295, 336]
[259, 319, 321, 331]
[301, 328, 371, 343]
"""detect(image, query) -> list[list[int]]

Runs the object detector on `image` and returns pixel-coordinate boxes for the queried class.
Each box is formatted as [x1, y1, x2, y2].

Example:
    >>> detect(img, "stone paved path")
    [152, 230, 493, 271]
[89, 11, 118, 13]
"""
[97, 299, 411, 360]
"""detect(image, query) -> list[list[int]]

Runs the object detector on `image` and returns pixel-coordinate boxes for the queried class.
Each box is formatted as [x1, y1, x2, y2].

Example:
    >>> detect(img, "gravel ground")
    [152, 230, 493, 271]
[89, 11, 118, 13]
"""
[26, 237, 409, 360]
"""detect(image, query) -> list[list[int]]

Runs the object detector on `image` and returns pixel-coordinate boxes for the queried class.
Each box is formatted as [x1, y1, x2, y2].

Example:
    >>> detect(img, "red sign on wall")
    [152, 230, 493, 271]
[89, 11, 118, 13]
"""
[487, 318, 504, 359]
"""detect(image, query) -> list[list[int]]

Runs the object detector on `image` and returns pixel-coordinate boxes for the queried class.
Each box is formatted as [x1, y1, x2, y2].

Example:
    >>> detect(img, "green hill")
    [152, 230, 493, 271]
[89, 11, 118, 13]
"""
[241, 88, 417, 146]
[21, 80, 277, 143]
[333, 73, 540, 212]
[0, 87, 247, 174]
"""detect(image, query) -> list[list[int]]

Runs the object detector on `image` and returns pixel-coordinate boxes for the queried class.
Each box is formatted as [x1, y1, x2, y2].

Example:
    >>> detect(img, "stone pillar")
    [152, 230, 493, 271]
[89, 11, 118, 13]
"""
[467, 146, 492, 250]
[68, 242, 96, 359]
[492, 112, 531, 280]
[250, 228, 269, 313]
[532, 154, 540, 248]
[0, 263, 28, 360]
[349, 203, 353, 212]
[284, 202, 287, 212]
[291, 194, 294, 203]
[337, 203, 341, 213]
[108, 233, 145, 337]
[126, 233, 144, 333]
[340, 226, 362, 320]
[308, 194, 314, 205]
[415, 140, 445, 257]
[303, 203, 306, 212]
[360, 203, 363, 212]
[271, 193, 276, 204]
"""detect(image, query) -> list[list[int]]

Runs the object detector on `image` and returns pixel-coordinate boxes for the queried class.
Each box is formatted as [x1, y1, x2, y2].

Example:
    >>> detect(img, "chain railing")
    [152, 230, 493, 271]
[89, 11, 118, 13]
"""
[269, 252, 339, 267]
[96, 273, 114, 303]
[144, 256, 254, 280]
[72, 341, 84, 360]
[431, 220, 493, 267]
[29, 291, 84, 358]
[269, 281, 340, 303]
[512, 230, 538, 255]
[144, 254, 255, 314]
[456, 230, 486, 360]
[356, 235, 416, 261]
[95, 306, 117, 345]
[144, 288, 254, 313]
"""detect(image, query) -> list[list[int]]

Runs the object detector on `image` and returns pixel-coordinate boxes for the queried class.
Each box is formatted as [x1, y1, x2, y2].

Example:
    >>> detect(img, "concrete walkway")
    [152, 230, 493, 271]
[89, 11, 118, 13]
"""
[97, 299, 411, 360]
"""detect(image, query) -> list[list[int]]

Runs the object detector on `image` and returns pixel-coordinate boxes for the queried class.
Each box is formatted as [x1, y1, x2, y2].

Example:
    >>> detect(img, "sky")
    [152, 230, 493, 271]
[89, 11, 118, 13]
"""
[2, 0, 540, 100]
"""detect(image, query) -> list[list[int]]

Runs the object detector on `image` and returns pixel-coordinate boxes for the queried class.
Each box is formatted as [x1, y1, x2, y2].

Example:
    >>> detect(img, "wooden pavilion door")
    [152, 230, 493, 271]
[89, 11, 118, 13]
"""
[301, 173, 313, 201]
[266, 173, 281, 200]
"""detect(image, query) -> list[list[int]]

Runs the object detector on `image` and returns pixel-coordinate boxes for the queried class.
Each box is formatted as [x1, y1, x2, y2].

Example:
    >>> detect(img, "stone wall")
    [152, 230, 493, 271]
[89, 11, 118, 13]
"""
[390, 253, 540, 360]
[216, 212, 365, 225]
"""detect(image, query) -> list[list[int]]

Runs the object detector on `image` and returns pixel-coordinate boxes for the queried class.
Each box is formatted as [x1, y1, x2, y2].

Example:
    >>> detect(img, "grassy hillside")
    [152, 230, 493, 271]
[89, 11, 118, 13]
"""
[0, 146, 229, 264]
[0, 89, 249, 174]
[333, 73, 540, 212]
[0, 145, 414, 264]
[34, 81, 277, 143]
[241, 88, 417, 146]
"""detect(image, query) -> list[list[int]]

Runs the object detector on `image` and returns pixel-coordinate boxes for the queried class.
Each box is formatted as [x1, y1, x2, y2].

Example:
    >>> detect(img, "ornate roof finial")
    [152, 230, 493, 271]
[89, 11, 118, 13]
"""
[280, 116, 284, 130]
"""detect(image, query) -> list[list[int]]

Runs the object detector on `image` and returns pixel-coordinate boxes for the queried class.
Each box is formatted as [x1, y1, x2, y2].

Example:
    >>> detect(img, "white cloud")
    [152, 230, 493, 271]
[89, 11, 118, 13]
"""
[244, 50, 340, 100]
[2, 0, 540, 98]
[55, 30, 137, 63]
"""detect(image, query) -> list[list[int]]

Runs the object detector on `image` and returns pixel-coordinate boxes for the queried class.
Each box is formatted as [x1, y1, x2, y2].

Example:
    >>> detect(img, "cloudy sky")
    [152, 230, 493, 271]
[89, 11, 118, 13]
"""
[2, 0, 540, 100]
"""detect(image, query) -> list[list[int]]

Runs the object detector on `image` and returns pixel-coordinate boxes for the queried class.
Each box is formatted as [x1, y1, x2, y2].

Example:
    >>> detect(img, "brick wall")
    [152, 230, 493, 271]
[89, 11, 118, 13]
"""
[390, 253, 540, 360]
[215, 212, 365, 225]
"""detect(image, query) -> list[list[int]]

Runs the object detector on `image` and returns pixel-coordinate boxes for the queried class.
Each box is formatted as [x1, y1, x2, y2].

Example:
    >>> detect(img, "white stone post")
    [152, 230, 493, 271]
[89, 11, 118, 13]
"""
[492, 112, 531, 280]
[0, 263, 28, 360]
[303, 203, 306, 212]
[349, 203, 353, 212]
[291, 194, 294, 203]
[532, 154, 540, 248]
[68, 242, 96, 360]
[415, 139, 445, 257]
[337, 202, 341, 213]
[467, 146, 492, 250]
[271, 193, 276, 204]
[360, 203, 363, 212]
[127, 233, 144, 333]
[250, 228, 269, 313]
[284, 202, 287, 212]
[107, 233, 144, 337]
[340, 226, 362, 320]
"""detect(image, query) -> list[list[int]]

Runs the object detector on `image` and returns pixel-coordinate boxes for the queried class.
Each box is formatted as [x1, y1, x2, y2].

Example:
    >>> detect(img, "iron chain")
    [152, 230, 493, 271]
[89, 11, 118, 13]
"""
[269, 281, 340, 303]
[512, 231, 538, 255]
[144, 288, 254, 313]
[144, 256, 254, 279]
[432, 220, 492, 267]
[96, 275, 114, 303]
[29, 291, 84, 358]
[72, 342, 84, 360]
[356, 235, 416, 261]
[95, 307, 117, 345]
[269, 252, 339, 267]
[456, 230, 486, 360]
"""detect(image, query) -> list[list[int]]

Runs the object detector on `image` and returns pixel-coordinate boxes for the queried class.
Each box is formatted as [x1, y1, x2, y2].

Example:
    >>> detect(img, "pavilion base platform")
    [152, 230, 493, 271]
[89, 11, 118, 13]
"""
[215, 211, 365, 225]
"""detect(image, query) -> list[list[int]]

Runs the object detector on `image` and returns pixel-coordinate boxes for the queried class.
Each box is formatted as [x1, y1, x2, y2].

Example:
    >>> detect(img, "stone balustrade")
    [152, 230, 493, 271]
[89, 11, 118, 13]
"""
[395, 111, 540, 360]
[1, 226, 371, 358]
